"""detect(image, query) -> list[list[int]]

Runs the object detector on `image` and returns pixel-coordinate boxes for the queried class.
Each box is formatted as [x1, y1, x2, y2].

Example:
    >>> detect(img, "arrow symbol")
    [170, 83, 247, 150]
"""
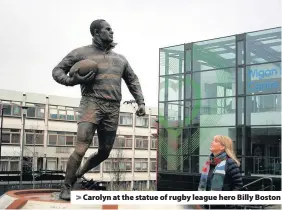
[76, 195, 81, 200]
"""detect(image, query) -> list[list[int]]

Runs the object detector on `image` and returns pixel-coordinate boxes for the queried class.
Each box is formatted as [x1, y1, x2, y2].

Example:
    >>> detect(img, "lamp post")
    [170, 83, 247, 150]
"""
[0, 107, 5, 162]
[20, 106, 28, 189]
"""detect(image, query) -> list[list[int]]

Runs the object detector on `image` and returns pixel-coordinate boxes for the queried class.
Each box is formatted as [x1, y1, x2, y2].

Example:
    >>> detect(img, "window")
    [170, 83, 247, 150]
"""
[0, 101, 21, 116]
[119, 113, 132, 125]
[245, 62, 281, 95]
[246, 94, 281, 125]
[25, 103, 45, 119]
[192, 69, 236, 99]
[1, 129, 21, 144]
[159, 45, 184, 76]
[0, 157, 20, 171]
[47, 158, 57, 170]
[60, 158, 68, 171]
[158, 101, 184, 128]
[192, 98, 236, 127]
[103, 158, 132, 172]
[25, 130, 44, 145]
[150, 159, 157, 171]
[135, 115, 149, 127]
[48, 106, 79, 121]
[246, 28, 281, 65]
[134, 158, 148, 171]
[150, 115, 157, 128]
[151, 137, 157, 149]
[135, 136, 148, 149]
[114, 136, 125, 148]
[159, 74, 184, 101]
[192, 36, 236, 71]
[48, 131, 76, 146]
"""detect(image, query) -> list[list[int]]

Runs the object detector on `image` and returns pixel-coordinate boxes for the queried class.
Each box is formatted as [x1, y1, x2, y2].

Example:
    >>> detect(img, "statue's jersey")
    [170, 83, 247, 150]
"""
[52, 40, 144, 105]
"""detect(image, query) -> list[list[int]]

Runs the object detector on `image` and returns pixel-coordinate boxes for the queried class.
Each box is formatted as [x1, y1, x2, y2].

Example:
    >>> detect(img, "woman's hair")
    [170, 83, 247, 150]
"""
[214, 135, 240, 166]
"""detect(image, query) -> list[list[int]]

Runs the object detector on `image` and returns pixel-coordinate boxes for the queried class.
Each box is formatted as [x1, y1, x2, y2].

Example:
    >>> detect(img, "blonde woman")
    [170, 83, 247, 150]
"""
[198, 135, 243, 209]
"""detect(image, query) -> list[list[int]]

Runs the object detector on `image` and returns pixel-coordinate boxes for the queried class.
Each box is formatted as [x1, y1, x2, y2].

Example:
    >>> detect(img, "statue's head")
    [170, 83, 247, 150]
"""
[90, 19, 114, 44]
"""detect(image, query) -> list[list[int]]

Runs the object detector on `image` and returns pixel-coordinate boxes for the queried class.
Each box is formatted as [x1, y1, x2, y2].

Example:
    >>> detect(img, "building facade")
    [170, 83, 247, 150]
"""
[158, 27, 281, 177]
[0, 89, 158, 190]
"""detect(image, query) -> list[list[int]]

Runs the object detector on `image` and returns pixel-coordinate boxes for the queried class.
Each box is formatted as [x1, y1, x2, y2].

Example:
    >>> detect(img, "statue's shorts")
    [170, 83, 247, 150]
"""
[77, 96, 120, 132]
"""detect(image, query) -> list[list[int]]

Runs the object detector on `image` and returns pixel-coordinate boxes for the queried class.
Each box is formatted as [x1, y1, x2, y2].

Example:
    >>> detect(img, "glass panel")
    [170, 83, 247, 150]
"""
[49, 109, 58, 119]
[246, 62, 281, 95]
[237, 97, 244, 125]
[58, 110, 66, 120]
[245, 126, 281, 176]
[192, 98, 236, 127]
[66, 136, 74, 145]
[48, 135, 57, 145]
[66, 110, 75, 121]
[2, 133, 10, 143]
[192, 68, 236, 99]
[193, 36, 236, 71]
[191, 127, 236, 173]
[238, 67, 244, 95]
[185, 49, 192, 72]
[119, 113, 132, 125]
[10, 161, 19, 171]
[27, 107, 36, 118]
[160, 45, 184, 76]
[246, 28, 281, 64]
[158, 101, 184, 128]
[184, 101, 191, 127]
[159, 74, 184, 101]
[26, 134, 34, 144]
[246, 94, 281, 125]
[3, 104, 12, 115]
[37, 108, 45, 118]
[11, 133, 20, 143]
[58, 135, 65, 145]
[184, 74, 191, 99]
[237, 41, 244, 65]
[12, 105, 21, 116]
[35, 134, 44, 144]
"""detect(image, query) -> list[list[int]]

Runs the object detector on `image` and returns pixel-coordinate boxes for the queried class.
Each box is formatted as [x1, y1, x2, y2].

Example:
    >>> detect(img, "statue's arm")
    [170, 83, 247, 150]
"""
[122, 60, 145, 105]
[52, 50, 80, 86]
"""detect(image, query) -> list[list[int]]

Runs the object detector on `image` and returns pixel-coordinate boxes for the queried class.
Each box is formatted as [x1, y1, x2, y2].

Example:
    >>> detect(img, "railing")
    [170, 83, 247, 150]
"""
[240, 177, 275, 209]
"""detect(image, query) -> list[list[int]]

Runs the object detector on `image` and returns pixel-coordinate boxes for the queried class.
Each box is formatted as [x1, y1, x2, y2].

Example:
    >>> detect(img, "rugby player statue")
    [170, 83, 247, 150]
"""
[52, 19, 146, 201]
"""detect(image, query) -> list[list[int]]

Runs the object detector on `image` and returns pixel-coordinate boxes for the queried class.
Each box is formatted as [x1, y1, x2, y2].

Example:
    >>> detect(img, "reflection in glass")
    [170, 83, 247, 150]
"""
[190, 127, 236, 173]
[192, 97, 236, 127]
[246, 62, 281, 95]
[192, 69, 236, 99]
[246, 94, 281, 125]
[159, 75, 184, 101]
[237, 67, 244, 95]
[158, 101, 184, 128]
[193, 36, 236, 71]
[246, 28, 281, 64]
[160, 45, 184, 75]
[237, 41, 244, 65]
[245, 126, 281, 175]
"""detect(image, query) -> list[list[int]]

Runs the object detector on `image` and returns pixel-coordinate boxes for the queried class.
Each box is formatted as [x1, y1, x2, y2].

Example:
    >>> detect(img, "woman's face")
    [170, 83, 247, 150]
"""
[210, 136, 225, 154]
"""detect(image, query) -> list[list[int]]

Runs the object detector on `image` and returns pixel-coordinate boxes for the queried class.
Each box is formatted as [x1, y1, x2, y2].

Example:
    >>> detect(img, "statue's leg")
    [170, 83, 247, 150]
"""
[60, 122, 97, 200]
[76, 101, 120, 178]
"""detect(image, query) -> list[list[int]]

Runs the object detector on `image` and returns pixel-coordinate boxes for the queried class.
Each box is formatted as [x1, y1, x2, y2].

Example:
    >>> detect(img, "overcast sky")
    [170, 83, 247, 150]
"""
[0, 0, 281, 107]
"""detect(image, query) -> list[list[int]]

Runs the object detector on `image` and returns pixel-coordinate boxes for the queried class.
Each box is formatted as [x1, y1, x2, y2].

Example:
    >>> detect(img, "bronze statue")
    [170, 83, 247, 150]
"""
[52, 19, 145, 200]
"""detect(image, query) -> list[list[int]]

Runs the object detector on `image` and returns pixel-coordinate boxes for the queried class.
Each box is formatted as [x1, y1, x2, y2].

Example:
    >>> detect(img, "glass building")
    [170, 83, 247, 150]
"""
[158, 27, 281, 177]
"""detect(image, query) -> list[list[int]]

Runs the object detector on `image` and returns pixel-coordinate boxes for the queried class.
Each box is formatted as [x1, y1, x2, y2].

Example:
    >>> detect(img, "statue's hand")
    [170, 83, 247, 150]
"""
[136, 104, 146, 117]
[69, 71, 96, 85]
